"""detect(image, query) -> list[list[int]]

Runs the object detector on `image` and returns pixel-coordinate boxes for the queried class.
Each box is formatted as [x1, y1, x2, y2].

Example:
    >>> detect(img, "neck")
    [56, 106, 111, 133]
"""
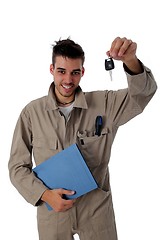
[56, 98, 75, 106]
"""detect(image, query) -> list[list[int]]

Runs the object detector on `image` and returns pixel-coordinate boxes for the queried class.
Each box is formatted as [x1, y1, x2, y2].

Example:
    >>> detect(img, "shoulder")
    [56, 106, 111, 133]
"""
[26, 96, 47, 108]
[21, 96, 47, 117]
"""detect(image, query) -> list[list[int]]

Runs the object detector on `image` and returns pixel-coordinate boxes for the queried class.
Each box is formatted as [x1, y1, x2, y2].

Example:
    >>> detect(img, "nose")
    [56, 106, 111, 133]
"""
[64, 73, 73, 84]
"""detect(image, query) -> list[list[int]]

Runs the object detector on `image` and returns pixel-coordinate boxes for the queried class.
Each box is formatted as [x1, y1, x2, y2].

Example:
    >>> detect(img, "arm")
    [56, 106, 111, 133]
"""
[106, 37, 157, 127]
[8, 108, 48, 206]
[8, 107, 75, 211]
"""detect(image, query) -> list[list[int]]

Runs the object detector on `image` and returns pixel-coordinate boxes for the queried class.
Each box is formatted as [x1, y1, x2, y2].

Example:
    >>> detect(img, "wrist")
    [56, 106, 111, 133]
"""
[41, 189, 51, 202]
[123, 57, 144, 75]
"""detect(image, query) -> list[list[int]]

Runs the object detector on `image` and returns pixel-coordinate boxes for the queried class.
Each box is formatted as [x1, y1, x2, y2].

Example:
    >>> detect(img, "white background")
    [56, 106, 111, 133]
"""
[0, 0, 159, 239]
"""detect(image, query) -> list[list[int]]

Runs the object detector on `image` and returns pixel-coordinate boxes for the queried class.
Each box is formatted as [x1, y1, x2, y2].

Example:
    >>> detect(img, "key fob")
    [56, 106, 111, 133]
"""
[105, 58, 115, 71]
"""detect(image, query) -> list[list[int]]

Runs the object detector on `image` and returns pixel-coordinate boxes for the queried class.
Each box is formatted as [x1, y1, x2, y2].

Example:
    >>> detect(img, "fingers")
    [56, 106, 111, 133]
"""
[112, 37, 132, 57]
[55, 197, 76, 213]
[54, 199, 75, 212]
[57, 188, 75, 196]
[108, 37, 137, 61]
[50, 189, 76, 212]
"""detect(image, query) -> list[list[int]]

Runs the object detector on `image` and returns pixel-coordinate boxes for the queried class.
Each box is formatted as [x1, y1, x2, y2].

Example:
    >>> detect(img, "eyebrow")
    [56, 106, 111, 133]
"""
[57, 67, 81, 72]
[57, 67, 65, 70]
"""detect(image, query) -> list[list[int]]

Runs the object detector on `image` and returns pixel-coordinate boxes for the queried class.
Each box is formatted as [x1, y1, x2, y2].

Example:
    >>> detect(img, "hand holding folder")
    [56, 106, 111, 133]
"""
[33, 144, 98, 210]
[41, 188, 76, 212]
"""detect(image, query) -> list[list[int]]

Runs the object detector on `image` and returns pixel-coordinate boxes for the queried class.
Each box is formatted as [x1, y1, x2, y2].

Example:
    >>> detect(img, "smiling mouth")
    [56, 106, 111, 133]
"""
[62, 84, 74, 90]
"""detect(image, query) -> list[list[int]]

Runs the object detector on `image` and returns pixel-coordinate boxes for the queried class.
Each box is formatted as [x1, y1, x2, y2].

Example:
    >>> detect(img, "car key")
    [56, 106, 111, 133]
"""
[105, 58, 115, 81]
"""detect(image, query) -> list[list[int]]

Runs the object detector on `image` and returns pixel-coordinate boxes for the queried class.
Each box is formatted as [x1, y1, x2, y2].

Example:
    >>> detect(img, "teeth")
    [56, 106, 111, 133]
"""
[62, 85, 72, 89]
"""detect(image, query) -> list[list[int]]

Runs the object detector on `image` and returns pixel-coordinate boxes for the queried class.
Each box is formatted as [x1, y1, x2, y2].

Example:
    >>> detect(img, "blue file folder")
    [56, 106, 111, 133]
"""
[33, 143, 98, 210]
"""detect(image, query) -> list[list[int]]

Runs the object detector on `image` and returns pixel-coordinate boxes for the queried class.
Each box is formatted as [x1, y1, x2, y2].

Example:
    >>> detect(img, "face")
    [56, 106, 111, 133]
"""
[50, 56, 85, 102]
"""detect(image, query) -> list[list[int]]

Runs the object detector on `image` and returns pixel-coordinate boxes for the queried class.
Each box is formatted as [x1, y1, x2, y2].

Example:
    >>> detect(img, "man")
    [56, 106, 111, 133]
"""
[8, 37, 157, 240]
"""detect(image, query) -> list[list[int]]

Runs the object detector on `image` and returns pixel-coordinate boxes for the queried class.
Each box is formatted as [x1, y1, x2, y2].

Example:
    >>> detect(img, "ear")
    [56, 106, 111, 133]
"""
[50, 64, 54, 75]
[81, 67, 85, 77]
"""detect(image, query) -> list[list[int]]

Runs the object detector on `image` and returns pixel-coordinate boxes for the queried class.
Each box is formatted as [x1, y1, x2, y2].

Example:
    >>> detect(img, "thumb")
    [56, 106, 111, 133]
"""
[61, 189, 75, 196]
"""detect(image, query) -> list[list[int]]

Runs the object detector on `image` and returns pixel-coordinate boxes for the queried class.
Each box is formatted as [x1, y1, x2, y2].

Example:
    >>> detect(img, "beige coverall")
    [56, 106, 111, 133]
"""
[8, 63, 157, 240]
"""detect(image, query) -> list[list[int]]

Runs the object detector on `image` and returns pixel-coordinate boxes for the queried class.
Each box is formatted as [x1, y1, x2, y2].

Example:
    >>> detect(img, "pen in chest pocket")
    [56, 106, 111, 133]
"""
[78, 116, 103, 145]
[95, 116, 103, 136]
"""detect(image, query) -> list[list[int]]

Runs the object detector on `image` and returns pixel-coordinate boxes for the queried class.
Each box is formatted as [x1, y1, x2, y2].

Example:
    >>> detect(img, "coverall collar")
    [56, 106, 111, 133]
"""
[46, 82, 88, 111]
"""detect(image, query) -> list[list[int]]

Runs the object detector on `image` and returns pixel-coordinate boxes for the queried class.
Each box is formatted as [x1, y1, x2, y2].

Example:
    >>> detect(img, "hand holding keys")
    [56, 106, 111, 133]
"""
[105, 58, 115, 81]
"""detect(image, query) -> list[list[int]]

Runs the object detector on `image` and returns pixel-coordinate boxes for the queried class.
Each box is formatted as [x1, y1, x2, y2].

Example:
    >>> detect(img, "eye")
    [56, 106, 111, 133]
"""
[58, 70, 65, 74]
[72, 71, 80, 75]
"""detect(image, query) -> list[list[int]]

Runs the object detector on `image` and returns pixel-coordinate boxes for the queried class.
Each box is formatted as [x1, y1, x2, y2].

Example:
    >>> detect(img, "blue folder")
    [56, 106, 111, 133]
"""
[33, 143, 98, 210]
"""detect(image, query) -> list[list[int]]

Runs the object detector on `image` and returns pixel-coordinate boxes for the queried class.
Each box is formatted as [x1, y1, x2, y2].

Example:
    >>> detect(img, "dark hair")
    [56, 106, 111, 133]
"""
[52, 38, 85, 66]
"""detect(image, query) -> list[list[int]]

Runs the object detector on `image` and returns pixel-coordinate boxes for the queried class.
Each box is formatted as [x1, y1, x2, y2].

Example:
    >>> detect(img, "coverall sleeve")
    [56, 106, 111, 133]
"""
[107, 63, 157, 127]
[8, 108, 48, 206]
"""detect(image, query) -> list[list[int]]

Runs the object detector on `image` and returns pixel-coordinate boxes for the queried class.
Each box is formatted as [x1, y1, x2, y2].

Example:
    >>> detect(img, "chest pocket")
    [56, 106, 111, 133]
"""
[77, 128, 109, 169]
[32, 138, 58, 165]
